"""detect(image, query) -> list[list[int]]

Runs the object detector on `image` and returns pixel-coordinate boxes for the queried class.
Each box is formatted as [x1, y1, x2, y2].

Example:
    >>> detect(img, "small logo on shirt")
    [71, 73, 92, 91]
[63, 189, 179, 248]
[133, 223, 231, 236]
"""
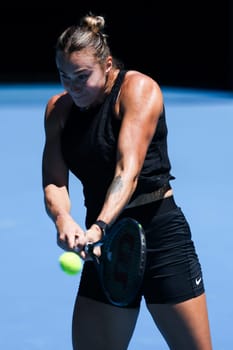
[195, 277, 202, 286]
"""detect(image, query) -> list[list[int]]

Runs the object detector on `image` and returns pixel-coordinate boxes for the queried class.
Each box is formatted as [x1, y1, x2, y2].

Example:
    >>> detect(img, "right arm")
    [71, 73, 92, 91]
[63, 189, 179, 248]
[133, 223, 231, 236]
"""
[42, 93, 86, 251]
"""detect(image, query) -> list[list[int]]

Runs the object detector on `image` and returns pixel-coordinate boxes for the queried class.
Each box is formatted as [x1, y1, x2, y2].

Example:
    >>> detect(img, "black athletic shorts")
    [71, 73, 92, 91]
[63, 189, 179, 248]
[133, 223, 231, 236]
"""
[78, 196, 205, 307]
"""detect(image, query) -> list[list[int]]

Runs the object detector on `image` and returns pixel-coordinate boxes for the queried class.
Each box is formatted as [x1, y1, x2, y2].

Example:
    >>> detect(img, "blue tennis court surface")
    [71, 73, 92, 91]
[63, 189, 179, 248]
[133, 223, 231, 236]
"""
[0, 84, 232, 349]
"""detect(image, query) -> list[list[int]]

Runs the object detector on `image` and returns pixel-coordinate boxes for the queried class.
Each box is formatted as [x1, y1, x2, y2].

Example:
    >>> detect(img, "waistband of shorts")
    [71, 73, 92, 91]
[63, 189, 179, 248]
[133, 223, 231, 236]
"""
[124, 194, 177, 217]
[125, 183, 171, 209]
[152, 195, 177, 216]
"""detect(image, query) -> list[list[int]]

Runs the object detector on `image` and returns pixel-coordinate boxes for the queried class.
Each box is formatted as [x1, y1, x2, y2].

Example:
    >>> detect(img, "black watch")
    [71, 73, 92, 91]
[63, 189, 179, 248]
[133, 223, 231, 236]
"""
[94, 220, 108, 236]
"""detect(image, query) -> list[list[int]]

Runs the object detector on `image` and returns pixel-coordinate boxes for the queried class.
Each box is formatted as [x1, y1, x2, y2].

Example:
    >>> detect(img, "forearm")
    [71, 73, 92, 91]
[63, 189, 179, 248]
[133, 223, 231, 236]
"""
[96, 172, 138, 225]
[44, 184, 71, 222]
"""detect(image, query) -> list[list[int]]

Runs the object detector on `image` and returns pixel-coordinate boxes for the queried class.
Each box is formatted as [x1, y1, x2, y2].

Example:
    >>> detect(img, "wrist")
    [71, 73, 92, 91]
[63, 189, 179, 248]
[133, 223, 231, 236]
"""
[55, 211, 70, 223]
[93, 220, 108, 237]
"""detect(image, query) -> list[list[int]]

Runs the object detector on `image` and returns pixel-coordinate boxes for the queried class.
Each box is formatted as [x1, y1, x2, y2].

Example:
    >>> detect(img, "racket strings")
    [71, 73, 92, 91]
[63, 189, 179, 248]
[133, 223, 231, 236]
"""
[101, 224, 146, 305]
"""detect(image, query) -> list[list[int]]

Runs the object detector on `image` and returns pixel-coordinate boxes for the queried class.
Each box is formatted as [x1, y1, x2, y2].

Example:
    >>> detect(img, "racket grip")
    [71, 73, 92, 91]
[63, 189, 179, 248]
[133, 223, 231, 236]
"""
[73, 243, 94, 254]
[84, 242, 102, 265]
[84, 243, 93, 255]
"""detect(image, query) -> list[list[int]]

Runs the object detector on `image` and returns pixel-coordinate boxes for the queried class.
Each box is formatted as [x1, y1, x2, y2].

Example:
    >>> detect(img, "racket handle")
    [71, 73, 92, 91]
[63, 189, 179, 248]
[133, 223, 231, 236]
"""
[84, 243, 93, 255]
[73, 242, 98, 254]
[84, 241, 104, 264]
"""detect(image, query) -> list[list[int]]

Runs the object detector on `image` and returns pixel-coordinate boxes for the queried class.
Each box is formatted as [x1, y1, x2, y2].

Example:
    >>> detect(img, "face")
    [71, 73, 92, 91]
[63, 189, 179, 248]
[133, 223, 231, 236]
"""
[56, 49, 112, 108]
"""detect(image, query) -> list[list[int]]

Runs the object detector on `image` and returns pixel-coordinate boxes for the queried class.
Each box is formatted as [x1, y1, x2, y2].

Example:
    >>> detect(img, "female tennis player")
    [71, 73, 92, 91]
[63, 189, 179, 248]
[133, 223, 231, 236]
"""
[42, 12, 213, 349]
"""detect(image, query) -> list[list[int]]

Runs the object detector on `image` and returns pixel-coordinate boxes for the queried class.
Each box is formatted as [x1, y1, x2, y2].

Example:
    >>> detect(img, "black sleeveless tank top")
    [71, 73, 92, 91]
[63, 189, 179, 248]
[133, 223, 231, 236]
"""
[61, 70, 175, 226]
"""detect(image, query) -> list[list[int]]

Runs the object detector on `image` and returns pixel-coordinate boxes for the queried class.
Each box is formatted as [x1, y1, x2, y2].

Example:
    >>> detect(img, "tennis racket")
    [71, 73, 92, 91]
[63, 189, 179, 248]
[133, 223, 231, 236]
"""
[84, 217, 147, 307]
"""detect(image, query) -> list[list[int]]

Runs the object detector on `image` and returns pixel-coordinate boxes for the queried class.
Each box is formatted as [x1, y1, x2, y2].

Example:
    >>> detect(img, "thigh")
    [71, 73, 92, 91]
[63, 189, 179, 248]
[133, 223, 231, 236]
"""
[147, 293, 212, 350]
[72, 296, 140, 350]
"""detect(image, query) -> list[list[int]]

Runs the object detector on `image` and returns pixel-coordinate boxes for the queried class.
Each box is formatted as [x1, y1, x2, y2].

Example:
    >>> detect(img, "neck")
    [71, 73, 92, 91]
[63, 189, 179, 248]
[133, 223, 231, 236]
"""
[104, 68, 120, 94]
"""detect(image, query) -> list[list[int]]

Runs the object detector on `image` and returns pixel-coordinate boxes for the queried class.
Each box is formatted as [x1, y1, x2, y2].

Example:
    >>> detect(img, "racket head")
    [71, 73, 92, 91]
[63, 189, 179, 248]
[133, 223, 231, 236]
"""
[99, 217, 147, 307]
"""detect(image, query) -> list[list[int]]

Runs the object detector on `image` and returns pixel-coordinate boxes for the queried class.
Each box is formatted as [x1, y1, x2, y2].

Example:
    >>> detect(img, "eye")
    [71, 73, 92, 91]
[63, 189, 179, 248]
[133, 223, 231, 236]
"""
[59, 71, 90, 85]
[77, 73, 89, 83]
[59, 72, 70, 81]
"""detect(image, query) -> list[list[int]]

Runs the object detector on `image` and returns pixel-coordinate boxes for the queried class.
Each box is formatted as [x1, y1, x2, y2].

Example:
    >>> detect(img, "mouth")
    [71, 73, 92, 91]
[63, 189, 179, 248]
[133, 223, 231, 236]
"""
[71, 94, 84, 102]
[71, 95, 90, 108]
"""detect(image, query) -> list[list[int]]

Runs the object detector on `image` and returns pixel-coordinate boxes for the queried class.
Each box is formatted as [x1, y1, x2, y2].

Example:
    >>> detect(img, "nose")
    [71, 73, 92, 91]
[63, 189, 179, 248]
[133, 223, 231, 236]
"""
[69, 81, 81, 92]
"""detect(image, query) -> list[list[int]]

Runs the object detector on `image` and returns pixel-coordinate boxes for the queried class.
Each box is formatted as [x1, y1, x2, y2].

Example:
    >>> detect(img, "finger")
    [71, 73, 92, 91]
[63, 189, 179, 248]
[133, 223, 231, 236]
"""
[93, 245, 102, 257]
[57, 237, 68, 251]
[73, 245, 82, 254]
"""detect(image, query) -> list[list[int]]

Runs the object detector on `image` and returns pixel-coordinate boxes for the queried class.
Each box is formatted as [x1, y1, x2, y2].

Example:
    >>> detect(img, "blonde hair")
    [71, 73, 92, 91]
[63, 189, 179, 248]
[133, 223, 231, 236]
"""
[56, 13, 110, 64]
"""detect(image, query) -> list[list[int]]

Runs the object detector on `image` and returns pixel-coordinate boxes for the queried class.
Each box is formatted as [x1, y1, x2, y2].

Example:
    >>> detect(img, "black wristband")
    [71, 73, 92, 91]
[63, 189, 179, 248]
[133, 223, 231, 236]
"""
[94, 220, 108, 236]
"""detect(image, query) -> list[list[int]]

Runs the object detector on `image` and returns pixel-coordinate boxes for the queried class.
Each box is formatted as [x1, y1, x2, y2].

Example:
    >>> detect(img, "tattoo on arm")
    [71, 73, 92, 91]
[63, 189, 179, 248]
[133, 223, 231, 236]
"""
[106, 175, 123, 199]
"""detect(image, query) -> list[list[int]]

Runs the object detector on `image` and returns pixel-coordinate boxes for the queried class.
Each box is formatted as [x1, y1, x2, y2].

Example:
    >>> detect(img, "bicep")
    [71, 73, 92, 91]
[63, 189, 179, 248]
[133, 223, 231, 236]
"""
[116, 79, 163, 175]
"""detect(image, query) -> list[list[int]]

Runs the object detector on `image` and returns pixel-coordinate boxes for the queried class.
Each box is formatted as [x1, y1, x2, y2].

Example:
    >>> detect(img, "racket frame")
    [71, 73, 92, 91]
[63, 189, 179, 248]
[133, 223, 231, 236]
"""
[84, 217, 147, 306]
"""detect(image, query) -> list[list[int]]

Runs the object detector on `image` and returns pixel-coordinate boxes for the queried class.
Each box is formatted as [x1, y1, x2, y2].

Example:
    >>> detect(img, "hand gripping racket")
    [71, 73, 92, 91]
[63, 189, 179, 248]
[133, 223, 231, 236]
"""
[84, 217, 147, 307]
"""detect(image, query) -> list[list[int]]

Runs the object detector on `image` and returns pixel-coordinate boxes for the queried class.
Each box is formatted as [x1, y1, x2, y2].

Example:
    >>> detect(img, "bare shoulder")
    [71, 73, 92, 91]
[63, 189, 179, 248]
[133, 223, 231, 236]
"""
[123, 70, 162, 95]
[45, 91, 73, 128]
[116, 70, 164, 115]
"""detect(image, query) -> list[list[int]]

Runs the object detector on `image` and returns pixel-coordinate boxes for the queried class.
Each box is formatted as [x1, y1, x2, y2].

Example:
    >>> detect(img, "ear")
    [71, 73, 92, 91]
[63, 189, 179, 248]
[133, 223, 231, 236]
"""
[105, 56, 113, 73]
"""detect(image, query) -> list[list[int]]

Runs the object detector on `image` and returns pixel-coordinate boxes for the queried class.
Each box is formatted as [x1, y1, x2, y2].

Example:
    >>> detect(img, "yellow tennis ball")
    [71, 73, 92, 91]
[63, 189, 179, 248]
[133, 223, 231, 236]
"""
[59, 252, 82, 275]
